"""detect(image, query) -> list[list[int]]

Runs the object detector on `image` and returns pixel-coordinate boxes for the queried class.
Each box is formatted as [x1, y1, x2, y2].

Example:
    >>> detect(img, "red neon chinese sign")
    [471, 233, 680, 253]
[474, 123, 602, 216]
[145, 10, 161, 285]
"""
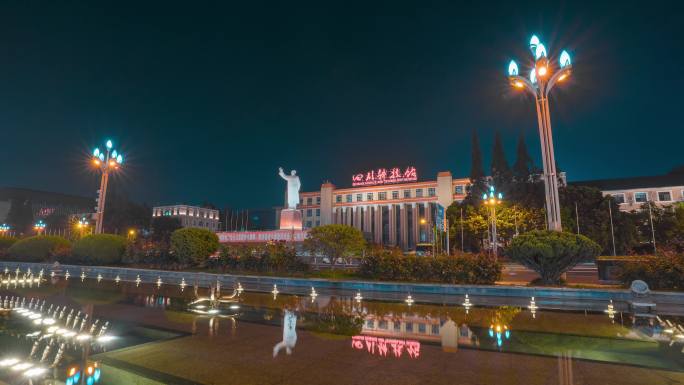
[351, 335, 420, 359]
[352, 167, 417, 187]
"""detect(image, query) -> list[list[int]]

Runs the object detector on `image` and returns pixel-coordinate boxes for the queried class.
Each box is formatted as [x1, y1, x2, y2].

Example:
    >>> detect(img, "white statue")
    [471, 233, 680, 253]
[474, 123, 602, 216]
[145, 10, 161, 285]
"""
[278, 167, 301, 210]
[273, 310, 297, 357]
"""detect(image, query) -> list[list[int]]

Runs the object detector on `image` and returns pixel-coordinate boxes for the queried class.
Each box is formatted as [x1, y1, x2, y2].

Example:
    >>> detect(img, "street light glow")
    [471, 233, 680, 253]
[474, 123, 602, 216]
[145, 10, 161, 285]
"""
[537, 65, 547, 76]
[508, 60, 518, 76]
[535, 43, 547, 59]
[529, 69, 537, 84]
[93, 148, 100, 157]
[529, 35, 539, 51]
[560, 50, 571, 68]
[106, 140, 113, 149]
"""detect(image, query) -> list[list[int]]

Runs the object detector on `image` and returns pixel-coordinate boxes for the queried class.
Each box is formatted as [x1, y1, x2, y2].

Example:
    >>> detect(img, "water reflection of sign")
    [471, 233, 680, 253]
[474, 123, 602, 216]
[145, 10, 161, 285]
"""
[351, 335, 420, 359]
[352, 167, 418, 187]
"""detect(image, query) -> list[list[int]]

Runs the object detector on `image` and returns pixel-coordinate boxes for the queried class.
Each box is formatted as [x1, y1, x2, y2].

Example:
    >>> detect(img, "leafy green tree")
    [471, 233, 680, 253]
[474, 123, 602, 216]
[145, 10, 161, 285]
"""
[151, 216, 182, 243]
[6, 198, 34, 235]
[8, 235, 71, 262]
[509, 134, 544, 207]
[465, 130, 487, 205]
[71, 234, 127, 265]
[304, 224, 366, 268]
[102, 185, 151, 234]
[170, 227, 219, 265]
[506, 230, 601, 284]
[491, 131, 513, 196]
[560, 185, 637, 255]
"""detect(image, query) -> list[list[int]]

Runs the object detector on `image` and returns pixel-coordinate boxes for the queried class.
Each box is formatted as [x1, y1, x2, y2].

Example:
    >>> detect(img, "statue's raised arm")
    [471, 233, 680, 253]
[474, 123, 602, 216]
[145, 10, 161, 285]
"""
[278, 167, 301, 209]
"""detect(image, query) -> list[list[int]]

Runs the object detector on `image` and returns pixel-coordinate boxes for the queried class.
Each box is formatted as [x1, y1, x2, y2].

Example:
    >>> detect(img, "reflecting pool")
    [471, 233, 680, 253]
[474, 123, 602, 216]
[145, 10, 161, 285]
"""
[1, 274, 684, 384]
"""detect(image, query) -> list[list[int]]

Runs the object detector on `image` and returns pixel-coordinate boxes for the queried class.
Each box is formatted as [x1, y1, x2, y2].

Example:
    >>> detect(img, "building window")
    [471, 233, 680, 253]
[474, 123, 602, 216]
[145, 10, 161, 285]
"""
[378, 320, 388, 330]
[393, 322, 401, 332]
[405, 322, 413, 332]
[428, 187, 436, 197]
[404, 190, 411, 198]
[392, 191, 399, 199]
[307, 197, 312, 205]
[367, 192, 373, 201]
[416, 189, 423, 198]
[306, 221, 312, 228]
[431, 324, 439, 334]
[454, 185, 464, 195]
[315, 220, 320, 226]
[346, 194, 352, 203]
[634, 192, 648, 203]
[658, 191, 672, 202]
[366, 320, 374, 328]
[612, 193, 625, 204]
[306, 209, 313, 217]
[316, 208, 320, 216]
[336, 195, 342, 203]
[356, 193, 363, 202]
[418, 323, 426, 333]
[316, 196, 321, 205]
[378, 192, 387, 200]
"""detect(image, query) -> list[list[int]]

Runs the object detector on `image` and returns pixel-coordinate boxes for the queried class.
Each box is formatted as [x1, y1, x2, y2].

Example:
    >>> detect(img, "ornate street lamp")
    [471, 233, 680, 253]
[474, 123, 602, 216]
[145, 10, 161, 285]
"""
[91, 139, 124, 234]
[0, 223, 10, 236]
[507, 35, 572, 231]
[77, 217, 90, 238]
[34, 220, 46, 235]
[482, 186, 503, 258]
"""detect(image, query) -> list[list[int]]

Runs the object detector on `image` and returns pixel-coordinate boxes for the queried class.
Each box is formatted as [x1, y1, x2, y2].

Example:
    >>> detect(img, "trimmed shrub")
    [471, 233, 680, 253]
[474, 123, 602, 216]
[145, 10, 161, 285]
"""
[358, 248, 501, 284]
[617, 252, 684, 290]
[71, 234, 127, 265]
[0, 237, 18, 258]
[7, 235, 71, 262]
[217, 244, 308, 273]
[170, 228, 219, 265]
[506, 230, 601, 284]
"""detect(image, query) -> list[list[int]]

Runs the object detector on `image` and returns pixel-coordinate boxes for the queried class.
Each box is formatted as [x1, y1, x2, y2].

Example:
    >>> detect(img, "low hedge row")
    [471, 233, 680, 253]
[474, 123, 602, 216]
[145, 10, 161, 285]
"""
[617, 252, 684, 290]
[358, 248, 501, 284]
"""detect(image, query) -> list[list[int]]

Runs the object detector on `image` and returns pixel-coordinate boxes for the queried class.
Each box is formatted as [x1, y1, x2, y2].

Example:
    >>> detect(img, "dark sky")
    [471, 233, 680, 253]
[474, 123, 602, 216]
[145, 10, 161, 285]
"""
[1, 1, 683, 209]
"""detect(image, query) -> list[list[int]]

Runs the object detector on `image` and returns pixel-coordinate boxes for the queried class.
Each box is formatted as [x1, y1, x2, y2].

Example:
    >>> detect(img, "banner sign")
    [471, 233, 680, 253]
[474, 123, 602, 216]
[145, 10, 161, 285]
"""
[217, 229, 308, 243]
[435, 204, 446, 232]
[352, 166, 418, 187]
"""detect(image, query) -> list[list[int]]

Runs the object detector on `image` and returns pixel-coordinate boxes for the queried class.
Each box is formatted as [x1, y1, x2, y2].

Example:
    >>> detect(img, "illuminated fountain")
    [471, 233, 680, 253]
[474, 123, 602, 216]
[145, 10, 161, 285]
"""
[188, 281, 241, 317]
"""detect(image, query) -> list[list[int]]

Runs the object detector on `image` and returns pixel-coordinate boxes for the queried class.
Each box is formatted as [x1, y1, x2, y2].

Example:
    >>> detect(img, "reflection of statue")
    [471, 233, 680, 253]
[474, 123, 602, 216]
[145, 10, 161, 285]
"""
[279, 167, 301, 209]
[273, 310, 298, 357]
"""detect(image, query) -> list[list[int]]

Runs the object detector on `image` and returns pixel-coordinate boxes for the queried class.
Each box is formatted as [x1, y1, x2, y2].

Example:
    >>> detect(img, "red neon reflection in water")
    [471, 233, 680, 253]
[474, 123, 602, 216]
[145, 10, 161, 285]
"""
[352, 167, 418, 187]
[351, 335, 420, 359]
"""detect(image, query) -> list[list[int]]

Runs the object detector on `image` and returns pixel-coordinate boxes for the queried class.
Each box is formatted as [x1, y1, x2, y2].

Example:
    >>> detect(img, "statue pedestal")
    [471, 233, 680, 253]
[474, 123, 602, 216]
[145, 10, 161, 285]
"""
[279, 209, 303, 230]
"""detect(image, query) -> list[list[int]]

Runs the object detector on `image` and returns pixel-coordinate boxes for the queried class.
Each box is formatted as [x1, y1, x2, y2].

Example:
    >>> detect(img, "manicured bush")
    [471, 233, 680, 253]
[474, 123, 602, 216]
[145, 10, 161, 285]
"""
[7, 235, 71, 262]
[71, 234, 127, 265]
[617, 252, 684, 290]
[217, 243, 308, 273]
[170, 228, 219, 265]
[304, 224, 366, 268]
[358, 248, 501, 284]
[0, 237, 18, 258]
[506, 230, 601, 285]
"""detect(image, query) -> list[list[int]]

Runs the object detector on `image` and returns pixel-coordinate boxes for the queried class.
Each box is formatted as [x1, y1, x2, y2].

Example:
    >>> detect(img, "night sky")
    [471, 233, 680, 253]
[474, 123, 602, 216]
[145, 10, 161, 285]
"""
[1, 1, 682, 209]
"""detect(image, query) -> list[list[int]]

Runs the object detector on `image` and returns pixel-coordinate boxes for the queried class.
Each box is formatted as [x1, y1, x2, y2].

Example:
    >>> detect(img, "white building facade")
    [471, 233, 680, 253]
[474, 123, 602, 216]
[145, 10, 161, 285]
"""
[152, 205, 220, 231]
[575, 173, 684, 212]
[299, 169, 469, 250]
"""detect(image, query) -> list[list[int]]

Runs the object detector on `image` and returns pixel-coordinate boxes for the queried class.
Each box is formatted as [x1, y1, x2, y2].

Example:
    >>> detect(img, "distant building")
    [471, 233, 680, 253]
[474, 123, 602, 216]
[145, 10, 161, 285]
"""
[574, 172, 684, 212]
[0, 187, 94, 223]
[298, 168, 469, 250]
[152, 204, 219, 231]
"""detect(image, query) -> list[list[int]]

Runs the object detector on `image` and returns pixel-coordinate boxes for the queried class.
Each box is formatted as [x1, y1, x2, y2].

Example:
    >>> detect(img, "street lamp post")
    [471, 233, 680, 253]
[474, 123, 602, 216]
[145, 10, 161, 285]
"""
[91, 139, 124, 234]
[34, 220, 46, 235]
[0, 224, 10, 236]
[483, 186, 503, 259]
[507, 35, 572, 232]
[77, 217, 90, 238]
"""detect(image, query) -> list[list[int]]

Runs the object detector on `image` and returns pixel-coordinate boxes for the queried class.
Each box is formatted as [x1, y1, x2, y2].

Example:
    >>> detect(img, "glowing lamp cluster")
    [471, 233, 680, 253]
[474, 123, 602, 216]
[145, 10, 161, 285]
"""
[92, 140, 123, 169]
[507, 35, 572, 95]
[482, 186, 502, 206]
